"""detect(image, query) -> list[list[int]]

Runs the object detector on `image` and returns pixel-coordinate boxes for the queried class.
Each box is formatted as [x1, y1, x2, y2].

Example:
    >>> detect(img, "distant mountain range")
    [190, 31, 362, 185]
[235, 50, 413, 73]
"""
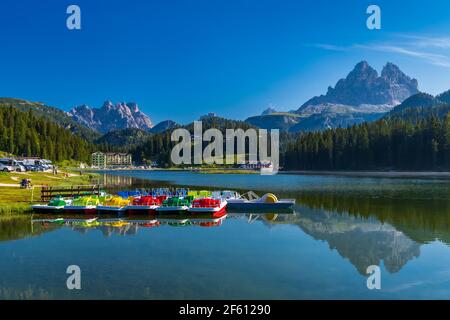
[246, 61, 420, 132]
[1, 61, 446, 150]
[68, 101, 153, 133]
[59, 61, 421, 136]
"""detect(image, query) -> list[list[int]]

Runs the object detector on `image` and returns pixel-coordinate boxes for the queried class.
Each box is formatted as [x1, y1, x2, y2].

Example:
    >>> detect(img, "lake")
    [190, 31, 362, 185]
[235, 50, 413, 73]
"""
[1, 170, 450, 299]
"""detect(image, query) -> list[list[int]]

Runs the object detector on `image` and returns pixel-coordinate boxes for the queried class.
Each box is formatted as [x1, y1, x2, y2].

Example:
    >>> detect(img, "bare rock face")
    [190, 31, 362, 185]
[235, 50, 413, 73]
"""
[247, 61, 419, 132]
[69, 101, 153, 133]
[298, 61, 419, 110]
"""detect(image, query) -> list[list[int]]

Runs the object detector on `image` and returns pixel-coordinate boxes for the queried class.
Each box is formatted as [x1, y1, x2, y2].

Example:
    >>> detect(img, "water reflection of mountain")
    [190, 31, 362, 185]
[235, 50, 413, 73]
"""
[267, 208, 420, 275]
[258, 193, 450, 275]
[296, 193, 450, 245]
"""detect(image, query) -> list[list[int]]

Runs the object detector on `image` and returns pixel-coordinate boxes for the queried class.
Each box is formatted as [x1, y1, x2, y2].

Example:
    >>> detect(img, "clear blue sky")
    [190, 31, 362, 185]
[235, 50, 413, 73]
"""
[1, 0, 450, 124]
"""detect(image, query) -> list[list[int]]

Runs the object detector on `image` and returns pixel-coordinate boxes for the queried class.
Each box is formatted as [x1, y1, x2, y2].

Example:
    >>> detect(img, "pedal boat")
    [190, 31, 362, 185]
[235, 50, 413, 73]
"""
[97, 196, 130, 214]
[32, 196, 72, 214]
[125, 195, 165, 214]
[156, 196, 193, 214]
[226, 192, 295, 212]
[64, 196, 99, 214]
[189, 197, 227, 216]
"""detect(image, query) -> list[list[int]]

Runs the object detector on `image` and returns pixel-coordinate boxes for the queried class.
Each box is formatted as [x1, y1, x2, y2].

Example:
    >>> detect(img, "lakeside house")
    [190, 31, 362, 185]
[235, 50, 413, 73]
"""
[91, 152, 132, 169]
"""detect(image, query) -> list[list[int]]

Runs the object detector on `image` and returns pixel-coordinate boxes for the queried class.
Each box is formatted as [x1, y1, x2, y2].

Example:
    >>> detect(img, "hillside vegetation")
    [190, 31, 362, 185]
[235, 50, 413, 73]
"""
[0, 106, 94, 163]
[0, 98, 100, 141]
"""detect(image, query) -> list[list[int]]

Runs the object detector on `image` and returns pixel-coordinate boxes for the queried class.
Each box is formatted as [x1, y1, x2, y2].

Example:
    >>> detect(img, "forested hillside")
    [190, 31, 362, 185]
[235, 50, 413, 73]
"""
[283, 116, 450, 170]
[130, 116, 258, 166]
[0, 106, 94, 162]
[0, 98, 100, 141]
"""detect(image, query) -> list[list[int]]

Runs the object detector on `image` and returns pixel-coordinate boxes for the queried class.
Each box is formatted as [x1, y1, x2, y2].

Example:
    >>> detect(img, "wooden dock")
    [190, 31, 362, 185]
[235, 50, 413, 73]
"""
[40, 185, 103, 201]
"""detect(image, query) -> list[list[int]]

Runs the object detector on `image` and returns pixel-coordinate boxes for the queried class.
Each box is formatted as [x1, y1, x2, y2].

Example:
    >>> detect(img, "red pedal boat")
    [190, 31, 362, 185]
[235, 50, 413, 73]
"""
[189, 198, 227, 216]
[125, 195, 166, 214]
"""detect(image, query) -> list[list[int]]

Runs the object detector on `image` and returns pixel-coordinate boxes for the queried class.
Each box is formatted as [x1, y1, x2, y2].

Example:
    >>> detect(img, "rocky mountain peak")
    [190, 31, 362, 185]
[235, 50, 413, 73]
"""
[102, 101, 114, 110]
[126, 102, 140, 113]
[299, 61, 419, 109]
[347, 60, 378, 81]
[381, 62, 418, 86]
[261, 107, 276, 115]
[69, 101, 153, 133]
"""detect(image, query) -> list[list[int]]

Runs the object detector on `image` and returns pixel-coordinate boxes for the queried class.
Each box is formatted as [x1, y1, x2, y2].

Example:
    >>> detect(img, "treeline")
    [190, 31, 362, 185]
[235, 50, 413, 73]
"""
[122, 114, 450, 171]
[0, 107, 94, 162]
[130, 130, 173, 166]
[283, 115, 450, 170]
[130, 117, 259, 167]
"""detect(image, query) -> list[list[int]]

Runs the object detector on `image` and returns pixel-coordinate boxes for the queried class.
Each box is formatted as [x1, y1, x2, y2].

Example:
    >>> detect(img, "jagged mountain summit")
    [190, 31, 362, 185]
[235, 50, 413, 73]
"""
[246, 61, 420, 132]
[68, 101, 153, 133]
[292, 62, 419, 131]
[298, 61, 419, 110]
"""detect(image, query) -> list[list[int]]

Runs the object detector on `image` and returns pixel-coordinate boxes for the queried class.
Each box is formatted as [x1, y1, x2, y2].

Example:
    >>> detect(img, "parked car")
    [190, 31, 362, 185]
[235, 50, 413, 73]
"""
[0, 159, 14, 172]
[12, 161, 26, 172]
[23, 164, 37, 172]
[26, 165, 45, 172]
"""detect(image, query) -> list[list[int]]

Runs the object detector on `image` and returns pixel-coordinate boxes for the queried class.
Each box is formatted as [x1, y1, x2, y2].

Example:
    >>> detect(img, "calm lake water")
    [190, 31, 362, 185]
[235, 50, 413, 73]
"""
[1, 170, 450, 299]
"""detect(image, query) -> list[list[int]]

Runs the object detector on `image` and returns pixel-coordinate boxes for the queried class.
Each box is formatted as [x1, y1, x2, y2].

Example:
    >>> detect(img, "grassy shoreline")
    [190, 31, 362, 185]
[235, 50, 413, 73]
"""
[0, 170, 100, 215]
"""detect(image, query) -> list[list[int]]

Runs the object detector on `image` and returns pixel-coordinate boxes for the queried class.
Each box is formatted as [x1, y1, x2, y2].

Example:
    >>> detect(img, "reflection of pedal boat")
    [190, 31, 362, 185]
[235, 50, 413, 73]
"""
[33, 217, 66, 224]
[32, 197, 72, 214]
[72, 218, 100, 228]
[97, 196, 130, 214]
[158, 218, 190, 226]
[226, 192, 295, 211]
[189, 198, 227, 215]
[64, 196, 99, 214]
[137, 220, 160, 227]
[190, 214, 227, 227]
[102, 220, 129, 228]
